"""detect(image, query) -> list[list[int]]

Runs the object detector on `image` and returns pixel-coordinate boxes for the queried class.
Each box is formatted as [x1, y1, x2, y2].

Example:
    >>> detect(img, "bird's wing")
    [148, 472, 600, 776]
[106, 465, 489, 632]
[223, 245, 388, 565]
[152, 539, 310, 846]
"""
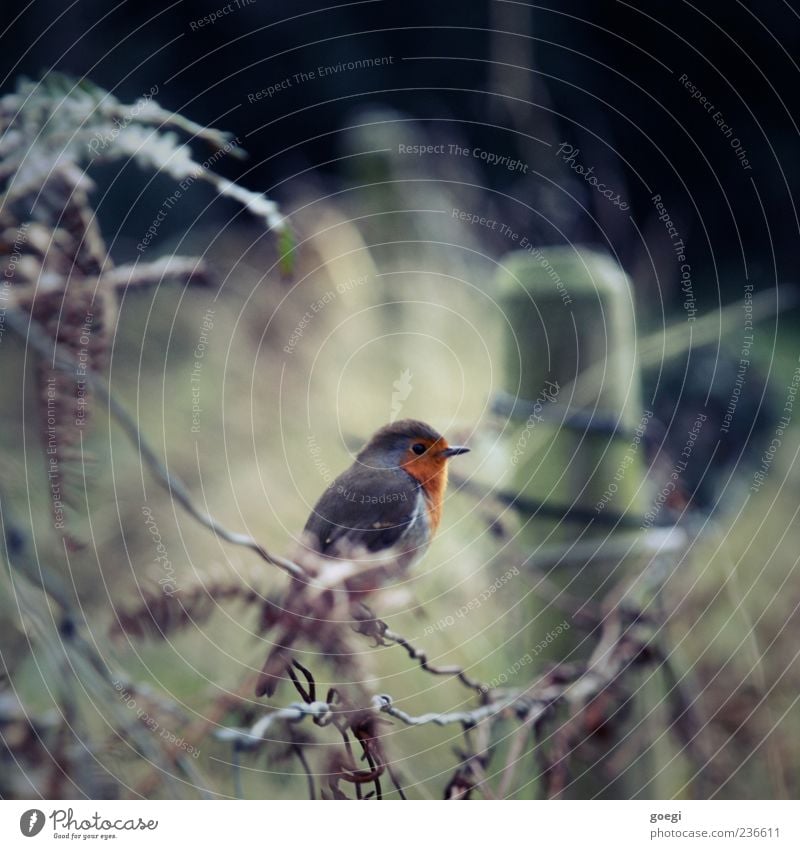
[302, 465, 423, 555]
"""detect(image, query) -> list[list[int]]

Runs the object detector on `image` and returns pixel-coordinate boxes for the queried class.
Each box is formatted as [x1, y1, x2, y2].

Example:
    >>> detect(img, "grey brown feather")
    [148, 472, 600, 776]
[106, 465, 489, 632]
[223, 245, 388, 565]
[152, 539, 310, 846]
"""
[302, 462, 430, 567]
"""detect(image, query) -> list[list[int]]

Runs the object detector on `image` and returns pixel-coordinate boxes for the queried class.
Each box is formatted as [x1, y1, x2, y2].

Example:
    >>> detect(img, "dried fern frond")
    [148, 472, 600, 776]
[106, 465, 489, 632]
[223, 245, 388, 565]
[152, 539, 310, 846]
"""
[0, 72, 286, 545]
[0, 73, 283, 233]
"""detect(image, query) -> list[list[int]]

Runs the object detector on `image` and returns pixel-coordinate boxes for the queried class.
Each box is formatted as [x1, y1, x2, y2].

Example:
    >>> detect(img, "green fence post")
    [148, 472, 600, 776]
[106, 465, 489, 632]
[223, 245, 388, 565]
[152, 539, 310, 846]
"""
[492, 246, 652, 798]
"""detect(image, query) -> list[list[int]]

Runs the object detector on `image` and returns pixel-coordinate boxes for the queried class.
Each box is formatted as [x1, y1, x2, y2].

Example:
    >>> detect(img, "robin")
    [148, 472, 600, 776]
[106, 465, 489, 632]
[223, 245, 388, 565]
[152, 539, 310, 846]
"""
[299, 419, 470, 577]
[257, 420, 469, 697]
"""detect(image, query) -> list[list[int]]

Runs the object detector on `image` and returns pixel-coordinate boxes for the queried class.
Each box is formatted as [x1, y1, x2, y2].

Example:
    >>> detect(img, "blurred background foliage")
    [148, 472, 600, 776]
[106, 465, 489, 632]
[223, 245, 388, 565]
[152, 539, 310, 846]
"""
[1, 1, 799, 799]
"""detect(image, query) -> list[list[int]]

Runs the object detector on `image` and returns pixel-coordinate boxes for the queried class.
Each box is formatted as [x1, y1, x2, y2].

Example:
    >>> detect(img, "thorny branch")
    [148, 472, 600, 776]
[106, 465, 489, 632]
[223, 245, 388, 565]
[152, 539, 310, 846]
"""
[6, 309, 501, 801]
[210, 597, 713, 799]
[215, 699, 334, 746]
[380, 628, 488, 695]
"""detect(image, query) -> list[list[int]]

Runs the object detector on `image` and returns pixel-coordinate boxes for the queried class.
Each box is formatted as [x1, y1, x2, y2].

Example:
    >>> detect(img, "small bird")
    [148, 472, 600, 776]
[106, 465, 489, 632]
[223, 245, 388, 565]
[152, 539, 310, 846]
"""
[256, 420, 469, 697]
[300, 419, 470, 578]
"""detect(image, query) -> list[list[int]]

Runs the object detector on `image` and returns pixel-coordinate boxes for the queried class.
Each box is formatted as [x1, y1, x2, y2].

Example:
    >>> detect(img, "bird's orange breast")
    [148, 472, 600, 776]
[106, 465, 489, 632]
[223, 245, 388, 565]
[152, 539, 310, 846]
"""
[400, 452, 449, 534]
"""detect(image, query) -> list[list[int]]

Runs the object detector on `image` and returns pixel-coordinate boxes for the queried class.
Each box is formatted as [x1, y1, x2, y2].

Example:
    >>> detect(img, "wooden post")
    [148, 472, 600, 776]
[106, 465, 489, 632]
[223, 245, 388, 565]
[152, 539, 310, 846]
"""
[491, 246, 651, 798]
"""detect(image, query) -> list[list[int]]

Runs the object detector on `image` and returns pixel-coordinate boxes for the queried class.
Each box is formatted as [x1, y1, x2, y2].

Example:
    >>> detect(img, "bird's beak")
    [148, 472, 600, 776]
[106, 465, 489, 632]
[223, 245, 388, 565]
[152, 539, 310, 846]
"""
[441, 445, 470, 458]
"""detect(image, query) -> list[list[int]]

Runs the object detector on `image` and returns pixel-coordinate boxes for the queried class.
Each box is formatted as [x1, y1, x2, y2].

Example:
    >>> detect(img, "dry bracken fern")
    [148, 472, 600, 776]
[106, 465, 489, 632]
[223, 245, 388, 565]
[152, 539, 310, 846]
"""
[0, 73, 285, 545]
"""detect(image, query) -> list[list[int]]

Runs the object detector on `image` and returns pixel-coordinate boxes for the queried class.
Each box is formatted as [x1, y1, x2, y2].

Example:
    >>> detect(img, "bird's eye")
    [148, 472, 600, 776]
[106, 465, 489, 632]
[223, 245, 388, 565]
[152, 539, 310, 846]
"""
[412, 442, 427, 455]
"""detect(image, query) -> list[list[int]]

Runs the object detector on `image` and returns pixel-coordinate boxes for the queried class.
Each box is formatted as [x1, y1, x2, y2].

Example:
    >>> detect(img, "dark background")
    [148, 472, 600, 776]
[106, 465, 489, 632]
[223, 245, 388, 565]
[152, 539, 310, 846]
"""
[4, 0, 798, 316]
[3, 2, 800, 801]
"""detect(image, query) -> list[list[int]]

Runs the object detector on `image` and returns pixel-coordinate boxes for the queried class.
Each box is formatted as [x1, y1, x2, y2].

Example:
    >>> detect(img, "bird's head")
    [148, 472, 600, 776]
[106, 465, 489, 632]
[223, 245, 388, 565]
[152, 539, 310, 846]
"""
[357, 419, 470, 487]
